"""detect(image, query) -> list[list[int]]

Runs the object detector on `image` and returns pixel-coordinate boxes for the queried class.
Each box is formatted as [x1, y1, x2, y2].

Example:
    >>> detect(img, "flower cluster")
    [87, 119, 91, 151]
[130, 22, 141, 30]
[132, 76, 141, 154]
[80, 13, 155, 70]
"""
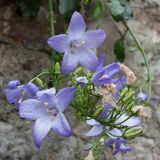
[4, 12, 146, 159]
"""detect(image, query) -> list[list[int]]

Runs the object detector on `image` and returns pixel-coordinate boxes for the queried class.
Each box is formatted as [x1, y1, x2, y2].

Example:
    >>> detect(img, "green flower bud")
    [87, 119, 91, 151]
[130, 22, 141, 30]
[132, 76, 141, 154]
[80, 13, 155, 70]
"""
[35, 77, 44, 88]
[74, 67, 83, 75]
[93, 106, 103, 117]
[55, 62, 61, 74]
[126, 102, 135, 111]
[124, 127, 143, 140]
[120, 87, 129, 97]
[122, 91, 135, 103]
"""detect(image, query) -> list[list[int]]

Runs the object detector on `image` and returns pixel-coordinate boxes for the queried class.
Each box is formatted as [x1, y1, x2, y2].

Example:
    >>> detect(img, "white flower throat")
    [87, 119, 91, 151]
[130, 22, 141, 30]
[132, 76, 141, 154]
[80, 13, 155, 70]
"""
[69, 40, 85, 53]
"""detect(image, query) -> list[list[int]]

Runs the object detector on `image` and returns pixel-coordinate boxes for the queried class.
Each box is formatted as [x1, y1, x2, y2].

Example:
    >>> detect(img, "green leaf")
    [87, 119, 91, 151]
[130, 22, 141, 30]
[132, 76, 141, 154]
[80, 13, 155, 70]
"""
[18, 0, 42, 17]
[59, 0, 81, 22]
[114, 38, 125, 62]
[107, 0, 133, 22]
[92, 0, 103, 20]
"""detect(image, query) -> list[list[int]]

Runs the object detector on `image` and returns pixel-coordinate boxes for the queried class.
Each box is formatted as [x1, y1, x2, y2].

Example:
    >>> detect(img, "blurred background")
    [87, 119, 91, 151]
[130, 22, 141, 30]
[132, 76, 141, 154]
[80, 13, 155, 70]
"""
[0, 0, 160, 159]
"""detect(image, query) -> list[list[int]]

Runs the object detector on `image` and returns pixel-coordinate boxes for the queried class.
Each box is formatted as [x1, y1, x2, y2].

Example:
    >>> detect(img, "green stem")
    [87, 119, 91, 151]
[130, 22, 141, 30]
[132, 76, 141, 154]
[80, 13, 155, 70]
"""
[48, 0, 56, 67]
[29, 71, 50, 83]
[123, 21, 152, 103]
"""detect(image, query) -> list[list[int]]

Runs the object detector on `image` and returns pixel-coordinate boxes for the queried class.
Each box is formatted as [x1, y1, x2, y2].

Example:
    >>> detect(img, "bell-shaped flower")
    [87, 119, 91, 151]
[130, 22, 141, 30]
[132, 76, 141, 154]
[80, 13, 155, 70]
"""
[48, 11, 106, 75]
[92, 63, 121, 86]
[19, 87, 76, 148]
[4, 80, 39, 107]
[106, 138, 131, 155]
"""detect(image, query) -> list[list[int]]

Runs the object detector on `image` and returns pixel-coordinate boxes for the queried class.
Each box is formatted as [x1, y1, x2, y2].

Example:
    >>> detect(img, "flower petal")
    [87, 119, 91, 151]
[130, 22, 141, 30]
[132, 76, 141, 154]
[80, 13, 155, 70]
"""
[85, 125, 103, 136]
[54, 87, 76, 112]
[78, 48, 98, 71]
[95, 53, 106, 71]
[68, 11, 86, 37]
[7, 80, 20, 89]
[19, 99, 48, 120]
[84, 29, 106, 48]
[52, 113, 72, 137]
[86, 119, 99, 126]
[122, 117, 142, 127]
[24, 83, 39, 97]
[4, 86, 22, 104]
[61, 52, 79, 75]
[32, 117, 52, 148]
[103, 63, 120, 77]
[47, 34, 69, 52]
[36, 88, 56, 102]
[107, 128, 123, 138]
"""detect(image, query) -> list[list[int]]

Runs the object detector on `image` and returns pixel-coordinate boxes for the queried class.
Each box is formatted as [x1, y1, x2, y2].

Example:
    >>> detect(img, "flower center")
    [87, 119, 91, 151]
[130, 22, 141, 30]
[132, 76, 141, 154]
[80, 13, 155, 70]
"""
[69, 40, 85, 53]
[44, 102, 57, 119]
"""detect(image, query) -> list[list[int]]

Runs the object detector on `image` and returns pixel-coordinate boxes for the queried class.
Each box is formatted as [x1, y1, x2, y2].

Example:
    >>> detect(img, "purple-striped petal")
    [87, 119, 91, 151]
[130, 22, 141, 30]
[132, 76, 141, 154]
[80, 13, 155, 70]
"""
[103, 63, 120, 77]
[54, 87, 76, 112]
[84, 29, 106, 48]
[24, 83, 39, 97]
[52, 112, 72, 137]
[108, 128, 123, 138]
[85, 125, 103, 136]
[68, 11, 86, 37]
[32, 117, 52, 148]
[78, 48, 98, 71]
[19, 99, 48, 120]
[61, 52, 79, 75]
[48, 34, 69, 53]
[36, 88, 56, 102]
[95, 53, 106, 71]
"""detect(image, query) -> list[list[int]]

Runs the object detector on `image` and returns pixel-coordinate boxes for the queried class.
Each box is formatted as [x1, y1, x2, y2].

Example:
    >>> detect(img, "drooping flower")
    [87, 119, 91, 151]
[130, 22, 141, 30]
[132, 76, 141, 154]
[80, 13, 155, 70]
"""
[19, 87, 76, 148]
[4, 80, 39, 107]
[106, 138, 131, 155]
[48, 11, 106, 75]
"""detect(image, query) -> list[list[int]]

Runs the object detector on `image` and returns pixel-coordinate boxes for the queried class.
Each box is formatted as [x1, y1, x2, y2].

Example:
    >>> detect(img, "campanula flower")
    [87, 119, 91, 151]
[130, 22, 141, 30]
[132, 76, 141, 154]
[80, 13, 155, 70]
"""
[85, 114, 141, 137]
[92, 63, 121, 86]
[19, 87, 76, 148]
[106, 138, 131, 155]
[48, 11, 106, 75]
[4, 80, 38, 107]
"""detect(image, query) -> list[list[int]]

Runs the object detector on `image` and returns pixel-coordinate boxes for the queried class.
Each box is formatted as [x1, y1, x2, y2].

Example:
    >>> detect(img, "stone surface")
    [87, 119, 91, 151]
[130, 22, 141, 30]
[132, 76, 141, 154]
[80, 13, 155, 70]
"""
[0, 0, 160, 160]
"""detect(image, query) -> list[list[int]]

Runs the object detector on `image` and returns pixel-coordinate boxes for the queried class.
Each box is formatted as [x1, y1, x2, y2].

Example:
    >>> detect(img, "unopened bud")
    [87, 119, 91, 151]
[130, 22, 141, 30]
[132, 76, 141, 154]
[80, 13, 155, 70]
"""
[123, 91, 135, 102]
[35, 77, 44, 88]
[126, 102, 135, 111]
[55, 62, 61, 74]
[93, 106, 103, 117]
[124, 127, 143, 140]
[74, 67, 83, 75]
[120, 87, 129, 97]
[84, 150, 95, 160]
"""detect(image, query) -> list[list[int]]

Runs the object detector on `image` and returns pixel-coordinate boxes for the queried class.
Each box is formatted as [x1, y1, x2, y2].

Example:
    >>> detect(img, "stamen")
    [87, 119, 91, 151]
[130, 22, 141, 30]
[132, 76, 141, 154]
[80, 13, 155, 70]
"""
[70, 40, 85, 53]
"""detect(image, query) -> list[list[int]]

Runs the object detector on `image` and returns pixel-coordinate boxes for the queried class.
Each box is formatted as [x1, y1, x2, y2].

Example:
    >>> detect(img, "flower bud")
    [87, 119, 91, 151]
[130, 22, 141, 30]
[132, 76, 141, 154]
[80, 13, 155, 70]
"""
[93, 105, 103, 117]
[74, 67, 83, 75]
[120, 87, 129, 97]
[126, 102, 135, 111]
[55, 62, 61, 74]
[123, 91, 135, 103]
[124, 127, 143, 140]
[35, 77, 44, 88]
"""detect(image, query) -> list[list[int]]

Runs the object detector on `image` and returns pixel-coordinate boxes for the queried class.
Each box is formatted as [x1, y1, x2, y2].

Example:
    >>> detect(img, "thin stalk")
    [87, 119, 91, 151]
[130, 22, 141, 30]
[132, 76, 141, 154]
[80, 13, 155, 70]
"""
[29, 71, 50, 83]
[123, 21, 152, 103]
[48, 0, 56, 67]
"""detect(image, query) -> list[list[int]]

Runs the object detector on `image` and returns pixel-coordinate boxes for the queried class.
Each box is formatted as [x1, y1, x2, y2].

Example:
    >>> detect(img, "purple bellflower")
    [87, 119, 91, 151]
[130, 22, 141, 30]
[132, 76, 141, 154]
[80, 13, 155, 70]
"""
[92, 63, 121, 86]
[85, 114, 141, 137]
[4, 80, 39, 107]
[19, 87, 75, 148]
[48, 11, 106, 75]
[76, 76, 88, 86]
[106, 138, 131, 155]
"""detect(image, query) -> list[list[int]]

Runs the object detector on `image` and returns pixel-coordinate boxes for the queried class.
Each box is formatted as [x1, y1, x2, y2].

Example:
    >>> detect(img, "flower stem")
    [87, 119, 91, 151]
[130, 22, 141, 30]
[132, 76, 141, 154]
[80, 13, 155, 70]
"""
[29, 71, 50, 83]
[48, 0, 56, 68]
[122, 21, 152, 103]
